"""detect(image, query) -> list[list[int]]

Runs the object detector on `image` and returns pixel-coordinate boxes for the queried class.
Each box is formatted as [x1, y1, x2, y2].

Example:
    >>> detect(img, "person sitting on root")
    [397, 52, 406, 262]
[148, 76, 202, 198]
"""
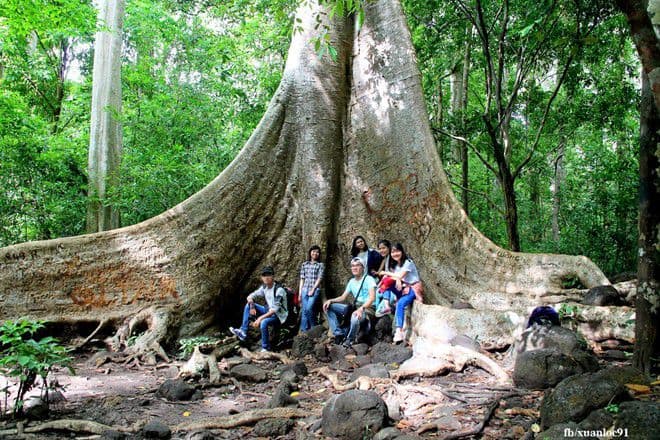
[378, 243, 424, 343]
[374, 239, 395, 318]
[350, 235, 383, 278]
[229, 266, 288, 352]
[323, 257, 377, 347]
[298, 245, 325, 333]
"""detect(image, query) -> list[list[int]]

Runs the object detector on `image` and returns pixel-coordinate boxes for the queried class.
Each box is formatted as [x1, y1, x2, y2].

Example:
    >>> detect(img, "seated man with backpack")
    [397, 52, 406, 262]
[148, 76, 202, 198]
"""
[230, 266, 288, 352]
[323, 257, 377, 347]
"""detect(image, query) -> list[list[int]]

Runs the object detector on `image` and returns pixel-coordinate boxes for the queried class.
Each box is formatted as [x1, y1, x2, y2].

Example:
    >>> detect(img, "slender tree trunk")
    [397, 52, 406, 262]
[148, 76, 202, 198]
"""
[552, 142, 565, 243]
[0, 0, 607, 346]
[52, 38, 70, 134]
[460, 28, 471, 214]
[87, 0, 124, 233]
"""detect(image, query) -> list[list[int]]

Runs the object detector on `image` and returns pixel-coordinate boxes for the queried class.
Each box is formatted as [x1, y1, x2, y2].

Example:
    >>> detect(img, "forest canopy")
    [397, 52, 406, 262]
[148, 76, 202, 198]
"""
[0, 0, 640, 277]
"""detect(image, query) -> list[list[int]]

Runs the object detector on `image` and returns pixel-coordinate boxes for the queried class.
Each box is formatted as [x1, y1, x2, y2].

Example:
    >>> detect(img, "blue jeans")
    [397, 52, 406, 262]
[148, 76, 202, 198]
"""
[326, 303, 370, 343]
[300, 288, 320, 332]
[395, 290, 416, 329]
[240, 303, 280, 350]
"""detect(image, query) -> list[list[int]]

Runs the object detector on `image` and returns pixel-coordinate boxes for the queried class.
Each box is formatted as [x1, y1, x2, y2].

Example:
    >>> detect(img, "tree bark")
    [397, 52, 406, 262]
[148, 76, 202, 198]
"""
[87, 0, 124, 233]
[0, 0, 608, 346]
[616, 0, 660, 375]
[634, 70, 660, 374]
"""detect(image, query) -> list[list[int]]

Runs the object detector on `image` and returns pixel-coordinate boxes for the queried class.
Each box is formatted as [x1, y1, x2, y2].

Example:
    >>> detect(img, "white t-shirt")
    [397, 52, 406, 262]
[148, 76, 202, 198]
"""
[394, 259, 420, 285]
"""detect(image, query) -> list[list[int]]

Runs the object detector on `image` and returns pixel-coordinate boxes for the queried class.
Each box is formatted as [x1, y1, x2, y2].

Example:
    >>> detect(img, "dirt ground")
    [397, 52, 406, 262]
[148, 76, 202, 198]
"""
[0, 339, 655, 440]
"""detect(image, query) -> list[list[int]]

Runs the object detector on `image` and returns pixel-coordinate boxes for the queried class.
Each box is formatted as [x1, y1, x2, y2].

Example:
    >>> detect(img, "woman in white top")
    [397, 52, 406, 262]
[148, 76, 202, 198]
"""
[378, 242, 424, 343]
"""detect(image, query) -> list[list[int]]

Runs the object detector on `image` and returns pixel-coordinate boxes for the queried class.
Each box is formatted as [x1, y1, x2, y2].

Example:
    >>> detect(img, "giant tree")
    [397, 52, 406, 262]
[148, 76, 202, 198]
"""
[0, 0, 609, 357]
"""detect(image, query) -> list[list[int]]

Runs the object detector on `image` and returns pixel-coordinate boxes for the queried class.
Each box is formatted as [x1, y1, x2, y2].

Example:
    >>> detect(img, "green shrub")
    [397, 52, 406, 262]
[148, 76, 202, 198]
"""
[0, 319, 74, 418]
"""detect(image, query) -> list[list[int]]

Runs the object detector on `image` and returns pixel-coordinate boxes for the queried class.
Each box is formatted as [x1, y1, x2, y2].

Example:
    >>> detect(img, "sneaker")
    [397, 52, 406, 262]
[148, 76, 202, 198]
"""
[260, 348, 270, 353]
[375, 305, 392, 318]
[334, 334, 345, 345]
[229, 327, 247, 341]
[393, 328, 404, 343]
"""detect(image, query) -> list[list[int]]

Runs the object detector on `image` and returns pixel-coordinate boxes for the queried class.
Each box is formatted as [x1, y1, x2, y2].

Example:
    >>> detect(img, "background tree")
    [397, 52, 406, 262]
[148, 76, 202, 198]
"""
[616, 0, 660, 375]
[87, 0, 125, 233]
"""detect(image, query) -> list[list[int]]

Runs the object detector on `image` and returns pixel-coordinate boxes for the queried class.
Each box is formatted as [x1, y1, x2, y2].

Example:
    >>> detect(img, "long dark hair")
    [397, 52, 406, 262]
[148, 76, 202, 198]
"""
[389, 242, 408, 269]
[307, 245, 322, 262]
[350, 235, 369, 257]
[377, 239, 391, 252]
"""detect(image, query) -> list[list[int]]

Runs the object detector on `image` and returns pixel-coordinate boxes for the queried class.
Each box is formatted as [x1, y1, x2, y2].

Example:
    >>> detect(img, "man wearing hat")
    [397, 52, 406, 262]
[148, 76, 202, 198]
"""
[322, 257, 377, 347]
[230, 266, 288, 352]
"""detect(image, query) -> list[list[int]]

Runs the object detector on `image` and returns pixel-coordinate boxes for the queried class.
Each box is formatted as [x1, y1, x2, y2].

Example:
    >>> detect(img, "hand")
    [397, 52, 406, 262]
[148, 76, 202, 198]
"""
[251, 317, 261, 328]
[354, 306, 364, 319]
[323, 300, 331, 312]
[395, 279, 403, 291]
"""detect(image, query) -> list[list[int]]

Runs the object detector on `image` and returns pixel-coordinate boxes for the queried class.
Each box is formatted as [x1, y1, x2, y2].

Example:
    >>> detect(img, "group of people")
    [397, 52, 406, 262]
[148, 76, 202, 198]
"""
[230, 236, 424, 351]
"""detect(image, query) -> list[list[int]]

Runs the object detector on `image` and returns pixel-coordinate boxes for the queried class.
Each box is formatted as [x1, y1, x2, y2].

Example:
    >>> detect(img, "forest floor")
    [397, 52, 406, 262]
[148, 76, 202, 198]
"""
[0, 339, 653, 440]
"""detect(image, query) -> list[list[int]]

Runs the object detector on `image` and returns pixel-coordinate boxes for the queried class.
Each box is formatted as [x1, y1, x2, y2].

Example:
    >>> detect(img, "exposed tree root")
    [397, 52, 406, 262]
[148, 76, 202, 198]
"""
[417, 399, 500, 438]
[239, 347, 292, 364]
[75, 318, 111, 350]
[174, 407, 311, 432]
[394, 339, 511, 384]
[0, 419, 133, 436]
[103, 306, 172, 365]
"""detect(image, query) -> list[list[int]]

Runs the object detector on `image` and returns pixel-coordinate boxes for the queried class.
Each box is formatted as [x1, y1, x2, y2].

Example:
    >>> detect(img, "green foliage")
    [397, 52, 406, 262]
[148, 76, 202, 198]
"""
[0, 320, 74, 418]
[557, 303, 579, 319]
[605, 403, 620, 414]
[178, 335, 218, 358]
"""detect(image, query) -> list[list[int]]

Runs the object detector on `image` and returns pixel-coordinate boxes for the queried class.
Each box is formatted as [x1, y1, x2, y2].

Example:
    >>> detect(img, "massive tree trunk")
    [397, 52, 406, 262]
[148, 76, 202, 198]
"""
[87, 0, 124, 233]
[0, 0, 608, 350]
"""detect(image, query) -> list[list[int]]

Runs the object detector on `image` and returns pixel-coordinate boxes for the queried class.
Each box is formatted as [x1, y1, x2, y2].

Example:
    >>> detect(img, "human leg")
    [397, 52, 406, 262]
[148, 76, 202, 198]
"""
[325, 302, 350, 338]
[395, 290, 415, 329]
[259, 314, 280, 350]
[300, 288, 320, 332]
[345, 312, 369, 344]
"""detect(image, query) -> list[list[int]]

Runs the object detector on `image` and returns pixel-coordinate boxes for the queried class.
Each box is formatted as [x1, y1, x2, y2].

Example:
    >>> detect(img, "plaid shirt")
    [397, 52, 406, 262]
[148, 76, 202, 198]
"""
[300, 261, 324, 291]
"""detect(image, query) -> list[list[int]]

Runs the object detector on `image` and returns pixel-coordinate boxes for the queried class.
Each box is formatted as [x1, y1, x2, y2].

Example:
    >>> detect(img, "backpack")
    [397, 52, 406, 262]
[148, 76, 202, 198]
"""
[274, 282, 298, 326]
[526, 306, 560, 328]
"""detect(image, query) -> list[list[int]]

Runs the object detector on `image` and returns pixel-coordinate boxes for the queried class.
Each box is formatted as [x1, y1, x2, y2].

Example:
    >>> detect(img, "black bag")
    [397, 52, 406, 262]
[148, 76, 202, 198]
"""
[274, 282, 298, 327]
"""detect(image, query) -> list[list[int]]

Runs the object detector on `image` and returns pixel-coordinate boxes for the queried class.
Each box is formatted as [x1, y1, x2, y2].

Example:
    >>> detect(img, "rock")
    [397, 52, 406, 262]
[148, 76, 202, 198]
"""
[331, 359, 354, 371]
[603, 349, 628, 360]
[353, 343, 370, 355]
[537, 422, 583, 440]
[229, 363, 268, 382]
[582, 285, 623, 306]
[307, 325, 328, 340]
[278, 361, 308, 383]
[613, 401, 660, 440]
[450, 334, 481, 352]
[252, 418, 295, 436]
[578, 408, 614, 431]
[101, 430, 126, 440]
[370, 342, 412, 364]
[350, 363, 390, 381]
[267, 380, 299, 408]
[292, 333, 316, 357]
[540, 372, 629, 428]
[451, 301, 474, 309]
[595, 365, 649, 386]
[143, 420, 172, 439]
[156, 379, 196, 401]
[328, 344, 353, 362]
[513, 325, 587, 357]
[185, 431, 216, 440]
[321, 390, 388, 439]
[23, 396, 49, 420]
[513, 349, 598, 389]
[371, 315, 393, 343]
[355, 354, 373, 366]
[373, 427, 402, 440]
[191, 390, 204, 401]
[314, 341, 328, 360]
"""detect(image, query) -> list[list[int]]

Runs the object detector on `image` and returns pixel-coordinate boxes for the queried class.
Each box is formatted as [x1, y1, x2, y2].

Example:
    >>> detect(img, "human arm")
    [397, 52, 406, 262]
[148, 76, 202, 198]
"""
[310, 263, 324, 292]
[323, 289, 349, 312]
